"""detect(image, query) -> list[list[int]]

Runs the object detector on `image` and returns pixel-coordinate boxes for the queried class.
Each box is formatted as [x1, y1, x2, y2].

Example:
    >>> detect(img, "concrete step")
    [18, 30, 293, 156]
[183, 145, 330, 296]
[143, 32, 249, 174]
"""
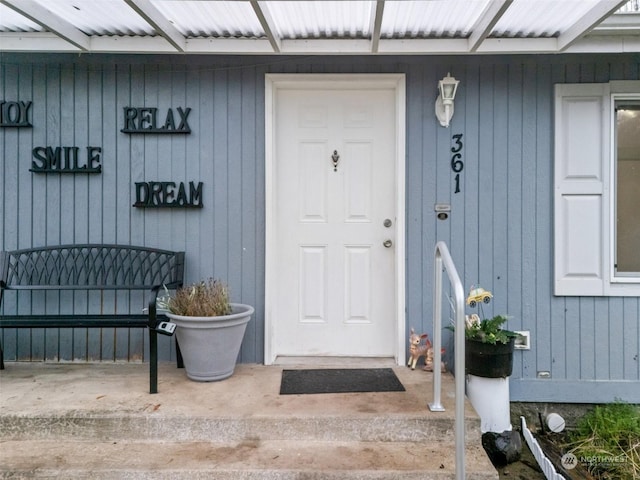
[0, 439, 498, 480]
[0, 363, 482, 444]
[0, 363, 498, 479]
[0, 410, 481, 444]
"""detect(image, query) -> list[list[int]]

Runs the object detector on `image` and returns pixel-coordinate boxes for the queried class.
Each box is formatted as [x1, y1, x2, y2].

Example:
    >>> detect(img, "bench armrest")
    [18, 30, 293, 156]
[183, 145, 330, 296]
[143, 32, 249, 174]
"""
[147, 285, 163, 328]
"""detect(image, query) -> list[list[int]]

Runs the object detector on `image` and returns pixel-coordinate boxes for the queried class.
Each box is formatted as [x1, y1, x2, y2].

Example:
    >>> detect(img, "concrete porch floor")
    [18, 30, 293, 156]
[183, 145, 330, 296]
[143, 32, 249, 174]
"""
[0, 361, 499, 479]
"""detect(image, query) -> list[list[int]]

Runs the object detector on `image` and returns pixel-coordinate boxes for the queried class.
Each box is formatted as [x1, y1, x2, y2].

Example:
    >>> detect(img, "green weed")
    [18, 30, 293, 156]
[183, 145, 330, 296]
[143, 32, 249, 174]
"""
[564, 402, 640, 479]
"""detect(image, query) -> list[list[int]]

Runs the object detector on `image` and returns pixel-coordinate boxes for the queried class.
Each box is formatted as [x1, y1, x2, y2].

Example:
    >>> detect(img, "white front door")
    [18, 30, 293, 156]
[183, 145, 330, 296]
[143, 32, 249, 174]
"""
[265, 74, 405, 363]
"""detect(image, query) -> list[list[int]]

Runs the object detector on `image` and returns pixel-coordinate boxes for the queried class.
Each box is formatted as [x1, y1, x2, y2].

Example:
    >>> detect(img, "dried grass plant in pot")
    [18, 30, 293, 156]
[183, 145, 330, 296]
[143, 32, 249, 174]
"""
[162, 279, 254, 382]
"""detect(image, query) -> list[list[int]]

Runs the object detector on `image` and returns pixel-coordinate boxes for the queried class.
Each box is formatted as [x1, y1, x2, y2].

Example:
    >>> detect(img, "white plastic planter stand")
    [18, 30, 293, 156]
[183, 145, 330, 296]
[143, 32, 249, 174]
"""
[466, 374, 512, 433]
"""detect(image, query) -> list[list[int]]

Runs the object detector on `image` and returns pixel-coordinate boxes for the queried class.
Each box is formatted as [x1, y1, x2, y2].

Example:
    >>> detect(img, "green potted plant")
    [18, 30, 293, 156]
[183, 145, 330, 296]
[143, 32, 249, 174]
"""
[159, 279, 253, 382]
[463, 313, 520, 378]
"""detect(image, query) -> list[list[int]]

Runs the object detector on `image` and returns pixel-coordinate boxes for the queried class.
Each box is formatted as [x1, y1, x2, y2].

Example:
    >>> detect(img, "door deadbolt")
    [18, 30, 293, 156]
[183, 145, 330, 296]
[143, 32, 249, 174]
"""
[383, 239, 393, 248]
[383, 219, 392, 228]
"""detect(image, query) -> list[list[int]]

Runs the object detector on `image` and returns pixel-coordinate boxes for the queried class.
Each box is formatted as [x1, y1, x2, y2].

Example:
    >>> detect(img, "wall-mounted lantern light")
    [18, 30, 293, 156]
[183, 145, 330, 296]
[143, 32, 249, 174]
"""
[435, 72, 460, 128]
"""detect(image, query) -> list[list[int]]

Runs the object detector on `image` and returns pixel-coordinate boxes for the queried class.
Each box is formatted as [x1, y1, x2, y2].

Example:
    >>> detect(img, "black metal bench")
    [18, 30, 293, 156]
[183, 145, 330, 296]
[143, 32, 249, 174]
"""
[0, 244, 185, 394]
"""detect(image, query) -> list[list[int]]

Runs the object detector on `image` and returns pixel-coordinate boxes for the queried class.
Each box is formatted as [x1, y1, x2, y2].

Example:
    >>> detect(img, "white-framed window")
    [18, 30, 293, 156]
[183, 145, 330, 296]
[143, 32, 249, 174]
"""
[554, 81, 640, 296]
[613, 96, 640, 279]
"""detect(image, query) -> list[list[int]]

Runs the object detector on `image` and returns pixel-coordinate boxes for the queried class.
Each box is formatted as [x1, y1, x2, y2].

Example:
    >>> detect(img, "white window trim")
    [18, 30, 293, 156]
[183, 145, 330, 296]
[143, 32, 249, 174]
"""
[554, 80, 640, 297]
[609, 84, 640, 287]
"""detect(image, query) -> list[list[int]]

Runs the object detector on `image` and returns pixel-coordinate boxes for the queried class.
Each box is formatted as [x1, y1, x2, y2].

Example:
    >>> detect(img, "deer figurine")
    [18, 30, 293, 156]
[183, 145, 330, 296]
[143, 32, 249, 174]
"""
[423, 344, 447, 372]
[407, 328, 431, 370]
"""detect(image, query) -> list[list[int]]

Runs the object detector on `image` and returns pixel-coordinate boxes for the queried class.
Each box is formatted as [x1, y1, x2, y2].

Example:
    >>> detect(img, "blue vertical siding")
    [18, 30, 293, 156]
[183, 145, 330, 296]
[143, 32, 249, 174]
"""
[1, 53, 639, 402]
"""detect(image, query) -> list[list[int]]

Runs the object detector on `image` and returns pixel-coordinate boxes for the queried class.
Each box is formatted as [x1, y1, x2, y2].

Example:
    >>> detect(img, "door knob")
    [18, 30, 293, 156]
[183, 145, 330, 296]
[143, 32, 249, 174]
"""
[383, 239, 393, 248]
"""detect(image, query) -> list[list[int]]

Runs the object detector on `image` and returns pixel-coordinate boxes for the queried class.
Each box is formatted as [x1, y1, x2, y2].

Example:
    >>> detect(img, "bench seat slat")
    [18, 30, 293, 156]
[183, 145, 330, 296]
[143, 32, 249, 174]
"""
[0, 314, 169, 328]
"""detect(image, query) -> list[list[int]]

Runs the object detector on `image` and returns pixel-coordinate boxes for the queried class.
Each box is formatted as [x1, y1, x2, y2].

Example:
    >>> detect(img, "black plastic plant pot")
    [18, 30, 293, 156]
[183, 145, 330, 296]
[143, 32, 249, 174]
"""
[465, 338, 515, 378]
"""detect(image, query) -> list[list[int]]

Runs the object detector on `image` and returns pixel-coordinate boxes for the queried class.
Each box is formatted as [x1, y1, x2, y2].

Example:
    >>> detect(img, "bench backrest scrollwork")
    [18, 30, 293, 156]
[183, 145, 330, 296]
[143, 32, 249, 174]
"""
[0, 245, 185, 292]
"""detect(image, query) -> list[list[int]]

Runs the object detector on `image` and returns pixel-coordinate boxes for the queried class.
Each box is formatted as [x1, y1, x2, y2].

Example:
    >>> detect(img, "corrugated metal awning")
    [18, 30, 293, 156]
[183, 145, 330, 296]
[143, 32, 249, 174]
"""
[0, 0, 639, 55]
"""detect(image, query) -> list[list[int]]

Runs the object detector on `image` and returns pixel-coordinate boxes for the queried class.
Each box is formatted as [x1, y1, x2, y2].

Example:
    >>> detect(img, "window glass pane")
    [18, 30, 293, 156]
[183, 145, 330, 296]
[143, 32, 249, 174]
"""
[616, 100, 640, 274]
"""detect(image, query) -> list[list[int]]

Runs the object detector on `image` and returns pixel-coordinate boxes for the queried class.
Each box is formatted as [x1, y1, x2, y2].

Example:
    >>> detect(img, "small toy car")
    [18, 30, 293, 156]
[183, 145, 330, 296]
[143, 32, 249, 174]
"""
[466, 286, 492, 307]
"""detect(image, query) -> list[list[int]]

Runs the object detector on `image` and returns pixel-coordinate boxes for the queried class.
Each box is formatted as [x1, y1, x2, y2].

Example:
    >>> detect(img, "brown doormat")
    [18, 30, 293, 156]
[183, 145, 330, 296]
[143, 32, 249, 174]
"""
[279, 368, 405, 395]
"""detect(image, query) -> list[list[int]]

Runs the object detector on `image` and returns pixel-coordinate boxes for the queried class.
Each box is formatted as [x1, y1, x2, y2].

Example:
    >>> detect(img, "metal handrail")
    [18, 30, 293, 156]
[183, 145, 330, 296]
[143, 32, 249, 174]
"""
[428, 241, 466, 480]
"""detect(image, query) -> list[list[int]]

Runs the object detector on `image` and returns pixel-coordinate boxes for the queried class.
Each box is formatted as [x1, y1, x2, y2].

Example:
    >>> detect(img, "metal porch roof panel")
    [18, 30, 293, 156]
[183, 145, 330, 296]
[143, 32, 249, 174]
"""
[492, 0, 606, 38]
[380, 0, 492, 39]
[152, 1, 265, 38]
[0, 3, 40, 31]
[0, 0, 156, 35]
[266, 1, 373, 39]
[0, 0, 638, 54]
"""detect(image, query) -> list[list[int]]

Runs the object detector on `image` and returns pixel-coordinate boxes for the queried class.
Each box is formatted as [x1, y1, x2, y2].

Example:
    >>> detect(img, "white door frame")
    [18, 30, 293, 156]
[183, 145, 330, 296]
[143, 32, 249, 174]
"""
[264, 73, 406, 366]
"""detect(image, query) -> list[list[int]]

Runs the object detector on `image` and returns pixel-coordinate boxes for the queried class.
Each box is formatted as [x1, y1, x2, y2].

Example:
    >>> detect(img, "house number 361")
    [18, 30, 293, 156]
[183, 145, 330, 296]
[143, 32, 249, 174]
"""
[451, 133, 464, 193]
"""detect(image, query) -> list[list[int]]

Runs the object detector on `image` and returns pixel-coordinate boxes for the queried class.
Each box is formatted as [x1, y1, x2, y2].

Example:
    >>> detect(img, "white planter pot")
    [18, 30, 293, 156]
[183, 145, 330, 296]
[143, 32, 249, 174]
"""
[166, 303, 253, 382]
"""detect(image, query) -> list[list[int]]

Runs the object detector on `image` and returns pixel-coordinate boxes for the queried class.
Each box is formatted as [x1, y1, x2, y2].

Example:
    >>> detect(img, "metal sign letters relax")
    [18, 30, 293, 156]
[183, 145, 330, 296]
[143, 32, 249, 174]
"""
[121, 106, 191, 134]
